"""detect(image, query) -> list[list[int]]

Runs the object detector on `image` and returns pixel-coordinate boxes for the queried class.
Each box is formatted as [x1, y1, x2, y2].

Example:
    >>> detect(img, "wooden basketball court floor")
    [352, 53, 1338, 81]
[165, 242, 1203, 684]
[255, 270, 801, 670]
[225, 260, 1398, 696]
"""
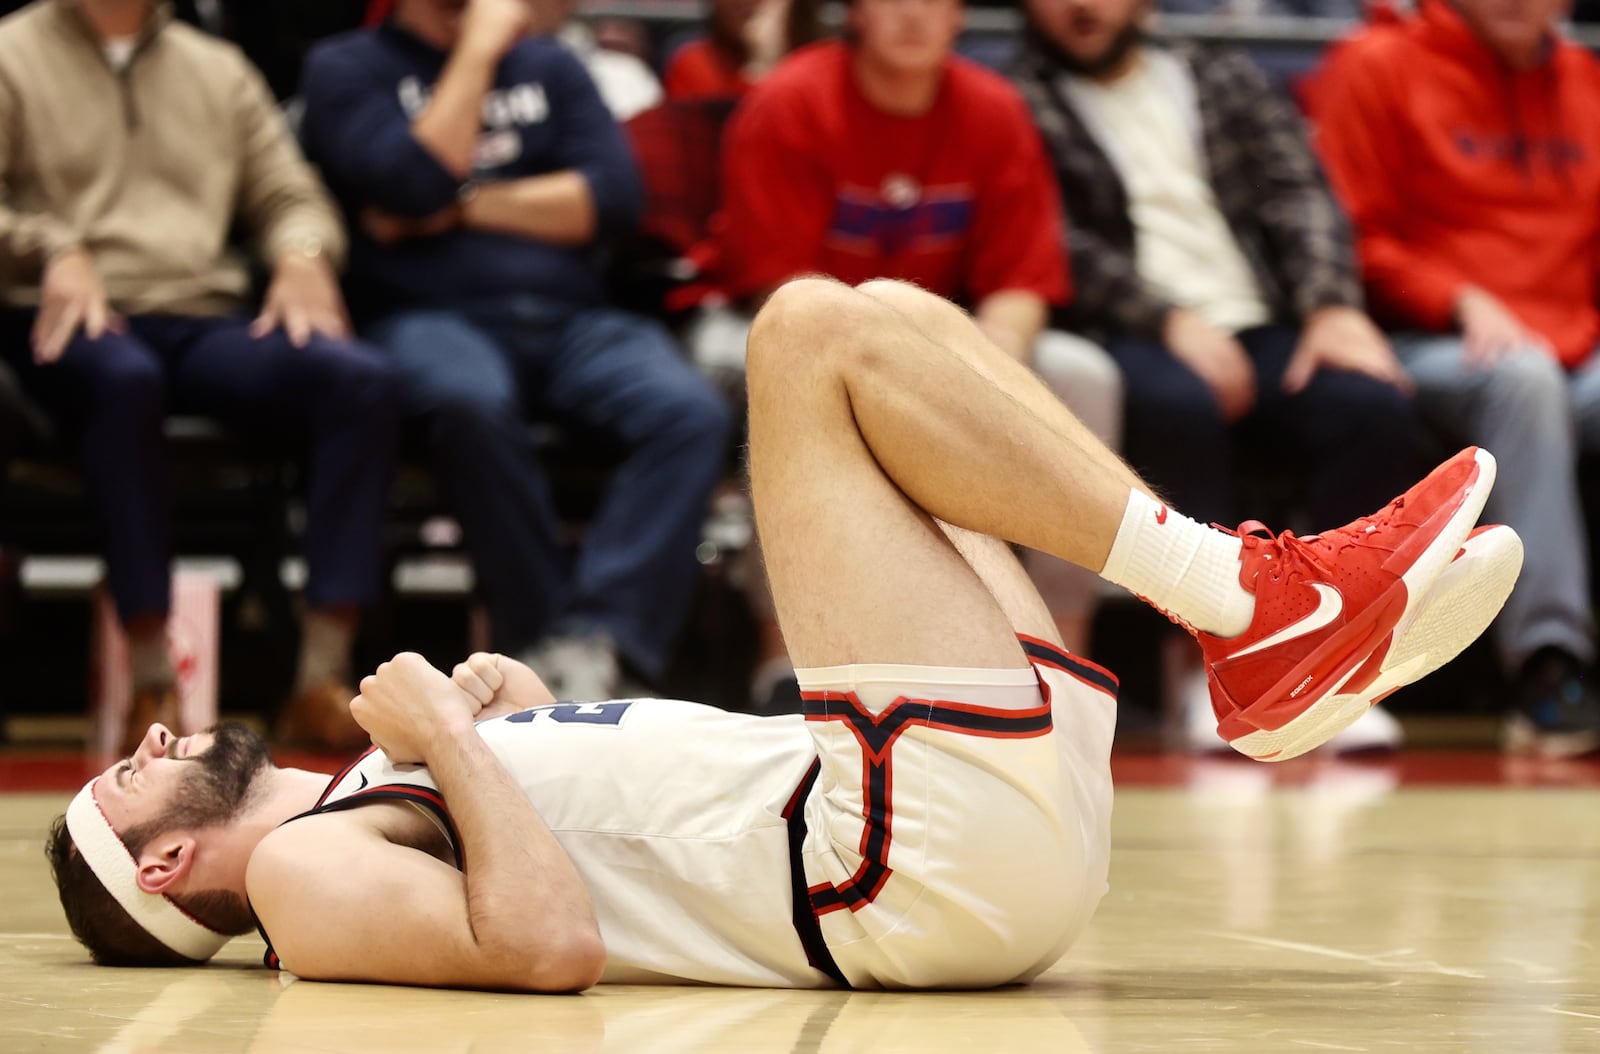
[3, 751, 1599, 1053]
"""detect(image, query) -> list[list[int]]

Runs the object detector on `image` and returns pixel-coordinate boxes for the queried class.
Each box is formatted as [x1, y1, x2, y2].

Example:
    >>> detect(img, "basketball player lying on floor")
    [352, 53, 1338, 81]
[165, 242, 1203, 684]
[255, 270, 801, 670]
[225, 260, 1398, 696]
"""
[49, 278, 1522, 991]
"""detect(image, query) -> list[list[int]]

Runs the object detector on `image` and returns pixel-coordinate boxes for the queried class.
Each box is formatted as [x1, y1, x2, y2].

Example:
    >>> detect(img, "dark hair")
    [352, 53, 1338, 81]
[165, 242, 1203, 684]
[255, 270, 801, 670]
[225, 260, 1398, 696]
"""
[45, 814, 252, 967]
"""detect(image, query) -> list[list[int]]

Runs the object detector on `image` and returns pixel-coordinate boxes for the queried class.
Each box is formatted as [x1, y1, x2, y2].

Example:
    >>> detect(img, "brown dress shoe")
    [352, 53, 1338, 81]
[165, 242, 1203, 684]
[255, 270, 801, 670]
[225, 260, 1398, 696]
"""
[275, 680, 369, 754]
[121, 685, 180, 756]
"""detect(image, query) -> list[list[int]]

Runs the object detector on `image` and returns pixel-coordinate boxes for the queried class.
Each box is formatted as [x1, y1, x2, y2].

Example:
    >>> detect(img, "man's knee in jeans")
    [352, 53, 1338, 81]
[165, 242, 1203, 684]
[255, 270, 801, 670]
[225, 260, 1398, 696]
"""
[609, 318, 735, 450]
[1397, 336, 1568, 421]
[365, 311, 519, 424]
[1485, 347, 1571, 422]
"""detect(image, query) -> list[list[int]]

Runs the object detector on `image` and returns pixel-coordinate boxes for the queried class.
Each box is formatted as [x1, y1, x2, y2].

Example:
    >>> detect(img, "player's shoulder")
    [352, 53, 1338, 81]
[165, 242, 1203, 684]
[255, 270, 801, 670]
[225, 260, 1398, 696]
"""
[249, 800, 405, 896]
[248, 811, 339, 912]
[255, 804, 370, 858]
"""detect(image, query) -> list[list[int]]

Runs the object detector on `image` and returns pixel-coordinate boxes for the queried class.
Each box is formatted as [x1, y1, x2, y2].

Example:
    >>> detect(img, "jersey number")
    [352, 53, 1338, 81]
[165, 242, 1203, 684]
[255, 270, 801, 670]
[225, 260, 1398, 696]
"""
[504, 701, 634, 726]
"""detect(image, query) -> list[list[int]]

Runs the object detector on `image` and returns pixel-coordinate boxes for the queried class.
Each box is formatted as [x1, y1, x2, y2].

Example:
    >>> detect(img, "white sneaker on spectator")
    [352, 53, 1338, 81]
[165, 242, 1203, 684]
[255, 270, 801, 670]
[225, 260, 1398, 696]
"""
[1317, 702, 1405, 754]
[1175, 663, 1233, 754]
[521, 632, 620, 702]
[1174, 661, 1402, 755]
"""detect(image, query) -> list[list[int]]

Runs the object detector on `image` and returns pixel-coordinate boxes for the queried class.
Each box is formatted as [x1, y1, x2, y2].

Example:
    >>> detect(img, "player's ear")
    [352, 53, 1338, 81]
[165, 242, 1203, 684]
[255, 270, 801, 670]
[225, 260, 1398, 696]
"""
[134, 834, 198, 895]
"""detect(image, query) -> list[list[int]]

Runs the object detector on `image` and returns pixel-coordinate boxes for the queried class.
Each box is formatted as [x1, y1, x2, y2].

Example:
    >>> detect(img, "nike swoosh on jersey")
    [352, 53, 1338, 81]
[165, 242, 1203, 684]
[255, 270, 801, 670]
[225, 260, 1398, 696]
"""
[356, 772, 369, 791]
[1226, 583, 1345, 660]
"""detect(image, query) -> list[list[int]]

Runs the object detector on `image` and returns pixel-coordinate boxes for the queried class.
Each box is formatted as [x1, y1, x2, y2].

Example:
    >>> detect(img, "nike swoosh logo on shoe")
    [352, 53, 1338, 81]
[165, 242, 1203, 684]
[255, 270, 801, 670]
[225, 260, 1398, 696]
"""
[1227, 583, 1345, 660]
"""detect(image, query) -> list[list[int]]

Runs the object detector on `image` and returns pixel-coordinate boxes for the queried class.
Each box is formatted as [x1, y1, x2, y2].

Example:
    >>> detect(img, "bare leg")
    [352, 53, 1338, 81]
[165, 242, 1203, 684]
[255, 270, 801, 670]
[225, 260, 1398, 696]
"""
[757, 279, 1151, 567]
[747, 278, 1148, 670]
[935, 521, 1064, 650]
[749, 277, 1504, 764]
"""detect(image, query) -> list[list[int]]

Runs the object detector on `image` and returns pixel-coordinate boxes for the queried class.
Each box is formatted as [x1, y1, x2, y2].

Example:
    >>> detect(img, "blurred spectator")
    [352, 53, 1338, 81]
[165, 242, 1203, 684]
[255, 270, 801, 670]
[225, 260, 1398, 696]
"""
[624, 0, 827, 319]
[300, 0, 731, 700]
[372, 0, 664, 120]
[663, 0, 824, 100]
[705, 0, 1123, 710]
[0, 0, 372, 99]
[549, 0, 664, 120]
[1311, 0, 1600, 756]
[592, 16, 654, 62]
[0, 0, 401, 753]
[1152, 0, 1361, 16]
[1014, 0, 1419, 752]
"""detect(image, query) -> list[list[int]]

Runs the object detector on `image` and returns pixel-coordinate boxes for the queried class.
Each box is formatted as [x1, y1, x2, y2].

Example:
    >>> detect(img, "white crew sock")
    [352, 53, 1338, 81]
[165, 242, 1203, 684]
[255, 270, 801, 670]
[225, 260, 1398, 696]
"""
[1099, 490, 1254, 637]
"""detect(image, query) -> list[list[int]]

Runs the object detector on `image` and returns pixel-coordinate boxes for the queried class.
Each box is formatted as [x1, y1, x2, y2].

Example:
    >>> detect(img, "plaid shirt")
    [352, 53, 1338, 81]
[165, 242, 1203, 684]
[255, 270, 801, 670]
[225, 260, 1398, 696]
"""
[1010, 37, 1362, 342]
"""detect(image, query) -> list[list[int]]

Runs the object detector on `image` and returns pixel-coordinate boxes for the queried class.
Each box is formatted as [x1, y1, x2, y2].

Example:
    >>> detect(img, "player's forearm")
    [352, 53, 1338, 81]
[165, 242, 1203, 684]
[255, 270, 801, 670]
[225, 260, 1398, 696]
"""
[424, 724, 604, 990]
[460, 172, 596, 246]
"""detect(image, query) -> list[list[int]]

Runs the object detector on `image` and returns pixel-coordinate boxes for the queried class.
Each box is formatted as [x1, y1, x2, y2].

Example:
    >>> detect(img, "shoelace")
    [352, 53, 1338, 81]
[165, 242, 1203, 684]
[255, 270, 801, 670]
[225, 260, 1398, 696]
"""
[1149, 497, 1412, 641]
[1146, 522, 1360, 638]
[1230, 496, 1409, 587]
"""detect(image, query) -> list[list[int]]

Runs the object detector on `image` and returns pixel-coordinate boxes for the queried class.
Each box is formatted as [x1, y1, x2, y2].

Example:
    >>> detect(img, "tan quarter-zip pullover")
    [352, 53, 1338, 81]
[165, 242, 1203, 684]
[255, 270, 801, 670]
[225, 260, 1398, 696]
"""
[0, 0, 346, 315]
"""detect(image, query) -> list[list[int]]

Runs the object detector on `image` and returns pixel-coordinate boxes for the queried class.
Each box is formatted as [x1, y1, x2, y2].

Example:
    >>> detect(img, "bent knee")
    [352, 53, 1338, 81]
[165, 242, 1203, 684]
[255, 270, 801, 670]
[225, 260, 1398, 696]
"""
[746, 276, 865, 380]
[853, 277, 938, 312]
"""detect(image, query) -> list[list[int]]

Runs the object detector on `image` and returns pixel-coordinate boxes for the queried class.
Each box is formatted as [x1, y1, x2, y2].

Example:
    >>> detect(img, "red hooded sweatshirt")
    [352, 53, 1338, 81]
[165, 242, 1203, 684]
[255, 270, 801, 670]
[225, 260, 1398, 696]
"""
[1310, 0, 1600, 367]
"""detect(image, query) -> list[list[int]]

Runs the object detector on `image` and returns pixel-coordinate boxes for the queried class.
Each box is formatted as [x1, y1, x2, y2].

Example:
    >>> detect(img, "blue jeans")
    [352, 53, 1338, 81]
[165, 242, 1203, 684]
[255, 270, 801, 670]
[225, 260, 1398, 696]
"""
[367, 297, 732, 678]
[1393, 336, 1600, 669]
[0, 313, 401, 622]
[1108, 324, 1420, 527]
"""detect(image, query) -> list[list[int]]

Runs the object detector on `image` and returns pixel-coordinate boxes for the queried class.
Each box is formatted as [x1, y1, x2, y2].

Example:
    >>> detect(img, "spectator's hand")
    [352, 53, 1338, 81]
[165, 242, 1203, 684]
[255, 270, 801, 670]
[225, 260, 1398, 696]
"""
[32, 248, 123, 365]
[461, 0, 537, 58]
[353, 652, 475, 765]
[1283, 306, 1413, 395]
[1162, 307, 1256, 422]
[361, 206, 461, 247]
[252, 252, 352, 348]
[452, 652, 557, 721]
[1455, 286, 1550, 368]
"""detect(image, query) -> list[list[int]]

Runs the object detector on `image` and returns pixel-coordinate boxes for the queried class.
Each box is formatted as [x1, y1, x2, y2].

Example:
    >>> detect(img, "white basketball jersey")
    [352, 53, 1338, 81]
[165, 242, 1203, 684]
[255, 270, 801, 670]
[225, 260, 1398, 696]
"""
[287, 700, 828, 987]
[261, 639, 1117, 990]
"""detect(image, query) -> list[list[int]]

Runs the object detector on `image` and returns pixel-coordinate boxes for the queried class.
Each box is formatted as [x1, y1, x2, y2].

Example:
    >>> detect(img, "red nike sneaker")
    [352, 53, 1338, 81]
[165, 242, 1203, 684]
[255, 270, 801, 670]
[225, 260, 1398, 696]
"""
[1263, 523, 1524, 760]
[1198, 447, 1497, 761]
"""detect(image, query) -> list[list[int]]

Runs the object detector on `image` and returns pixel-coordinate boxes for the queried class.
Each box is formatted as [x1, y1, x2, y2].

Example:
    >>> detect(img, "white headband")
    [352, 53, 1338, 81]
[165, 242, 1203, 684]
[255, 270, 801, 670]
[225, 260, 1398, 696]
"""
[65, 779, 231, 962]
